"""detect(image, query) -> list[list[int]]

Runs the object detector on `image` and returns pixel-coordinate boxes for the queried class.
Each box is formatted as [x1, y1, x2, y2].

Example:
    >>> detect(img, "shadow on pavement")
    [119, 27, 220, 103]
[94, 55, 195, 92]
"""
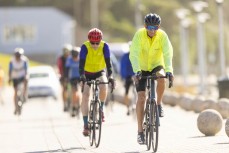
[24, 147, 85, 153]
[215, 142, 229, 145]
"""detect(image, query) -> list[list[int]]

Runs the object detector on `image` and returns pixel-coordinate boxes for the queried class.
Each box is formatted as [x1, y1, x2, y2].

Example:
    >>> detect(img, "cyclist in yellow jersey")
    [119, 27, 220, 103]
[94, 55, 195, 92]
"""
[129, 13, 174, 145]
[79, 28, 115, 136]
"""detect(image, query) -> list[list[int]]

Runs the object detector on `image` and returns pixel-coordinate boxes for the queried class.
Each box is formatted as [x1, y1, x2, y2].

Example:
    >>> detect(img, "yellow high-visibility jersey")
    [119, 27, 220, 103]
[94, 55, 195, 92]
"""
[130, 28, 173, 73]
[84, 41, 106, 72]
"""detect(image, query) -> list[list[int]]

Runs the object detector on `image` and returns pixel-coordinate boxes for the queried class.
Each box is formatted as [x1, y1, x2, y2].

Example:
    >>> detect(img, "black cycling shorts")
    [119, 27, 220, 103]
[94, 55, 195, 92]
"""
[13, 77, 25, 88]
[85, 71, 105, 81]
[136, 66, 164, 92]
[70, 78, 80, 91]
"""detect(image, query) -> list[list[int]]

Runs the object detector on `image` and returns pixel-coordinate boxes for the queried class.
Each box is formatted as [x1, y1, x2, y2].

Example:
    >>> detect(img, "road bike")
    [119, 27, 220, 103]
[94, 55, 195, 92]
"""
[142, 71, 172, 152]
[83, 79, 112, 148]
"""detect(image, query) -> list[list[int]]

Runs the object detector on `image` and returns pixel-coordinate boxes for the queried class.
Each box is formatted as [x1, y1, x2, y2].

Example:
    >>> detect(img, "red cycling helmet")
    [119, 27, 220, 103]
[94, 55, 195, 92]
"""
[88, 28, 103, 42]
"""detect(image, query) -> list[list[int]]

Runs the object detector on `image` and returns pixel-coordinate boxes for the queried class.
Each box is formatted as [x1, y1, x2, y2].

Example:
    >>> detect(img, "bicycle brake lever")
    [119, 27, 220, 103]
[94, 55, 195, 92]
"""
[168, 77, 173, 88]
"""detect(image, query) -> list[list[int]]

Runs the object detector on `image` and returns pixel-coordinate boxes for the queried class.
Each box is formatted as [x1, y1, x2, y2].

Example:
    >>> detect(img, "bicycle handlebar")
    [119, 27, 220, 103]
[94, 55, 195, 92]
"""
[81, 80, 114, 93]
[141, 74, 173, 88]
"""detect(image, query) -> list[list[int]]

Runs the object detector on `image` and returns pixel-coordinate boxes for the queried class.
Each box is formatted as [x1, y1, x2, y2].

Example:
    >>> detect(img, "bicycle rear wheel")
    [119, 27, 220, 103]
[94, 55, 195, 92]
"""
[89, 102, 94, 146]
[152, 101, 159, 152]
[94, 101, 102, 147]
[144, 99, 152, 150]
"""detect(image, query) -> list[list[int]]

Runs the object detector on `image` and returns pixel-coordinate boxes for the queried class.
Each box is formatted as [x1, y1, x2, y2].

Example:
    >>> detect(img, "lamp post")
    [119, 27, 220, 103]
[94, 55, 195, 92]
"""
[90, 0, 99, 28]
[198, 12, 210, 94]
[190, 1, 208, 94]
[135, 0, 143, 29]
[216, 0, 225, 76]
[175, 8, 191, 86]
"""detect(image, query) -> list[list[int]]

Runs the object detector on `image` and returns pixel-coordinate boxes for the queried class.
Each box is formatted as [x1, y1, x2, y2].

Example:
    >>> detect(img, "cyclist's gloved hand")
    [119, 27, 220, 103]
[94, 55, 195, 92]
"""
[80, 74, 86, 83]
[108, 76, 116, 89]
[136, 71, 142, 80]
[166, 72, 174, 88]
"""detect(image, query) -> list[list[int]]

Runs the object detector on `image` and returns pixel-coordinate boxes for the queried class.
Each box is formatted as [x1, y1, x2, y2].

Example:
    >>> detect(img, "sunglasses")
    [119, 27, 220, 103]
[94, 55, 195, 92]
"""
[90, 42, 100, 45]
[146, 25, 159, 31]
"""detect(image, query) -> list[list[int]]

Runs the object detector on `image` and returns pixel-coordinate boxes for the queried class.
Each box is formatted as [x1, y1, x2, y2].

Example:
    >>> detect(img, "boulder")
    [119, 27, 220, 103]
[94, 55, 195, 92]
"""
[197, 109, 223, 136]
[225, 119, 229, 137]
[163, 92, 179, 106]
[191, 95, 206, 113]
[178, 93, 194, 111]
[205, 98, 218, 111]
[217, 98, 229, 119]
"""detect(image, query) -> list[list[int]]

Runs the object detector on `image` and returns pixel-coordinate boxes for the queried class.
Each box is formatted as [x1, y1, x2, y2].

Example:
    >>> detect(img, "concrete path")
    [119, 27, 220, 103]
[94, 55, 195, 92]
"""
[0, 87, 228, 153]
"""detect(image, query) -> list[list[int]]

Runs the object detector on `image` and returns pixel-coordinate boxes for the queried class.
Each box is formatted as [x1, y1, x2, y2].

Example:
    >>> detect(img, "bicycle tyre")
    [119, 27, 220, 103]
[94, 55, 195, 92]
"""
[94, 101, 102, 147]
[152, 101, 159, 152]
[144, 99, 151, 150]
[89, 101, 94, 146]
[16, 92, 23, 116]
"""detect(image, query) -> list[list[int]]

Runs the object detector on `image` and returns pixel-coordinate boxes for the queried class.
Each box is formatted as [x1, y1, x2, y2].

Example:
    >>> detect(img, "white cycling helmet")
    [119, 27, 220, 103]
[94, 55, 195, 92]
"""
[14, 48, 24, 55]
[63, 44, 73, 54]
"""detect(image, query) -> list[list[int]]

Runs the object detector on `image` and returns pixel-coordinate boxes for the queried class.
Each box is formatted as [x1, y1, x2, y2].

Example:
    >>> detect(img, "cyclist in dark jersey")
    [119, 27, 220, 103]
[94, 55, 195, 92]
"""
[57, 44, 72, 112]
[120, 42, 135, 116]
[65, 47, 81, 117]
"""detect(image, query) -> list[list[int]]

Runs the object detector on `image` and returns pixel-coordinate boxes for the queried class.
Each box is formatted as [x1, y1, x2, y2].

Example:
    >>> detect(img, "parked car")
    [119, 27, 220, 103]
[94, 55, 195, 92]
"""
[27, 65, 60, 100]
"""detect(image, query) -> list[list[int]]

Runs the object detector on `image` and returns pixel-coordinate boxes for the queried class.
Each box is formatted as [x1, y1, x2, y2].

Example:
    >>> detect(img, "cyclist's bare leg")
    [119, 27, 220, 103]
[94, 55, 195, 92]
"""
[62, 81, 68, 110]
[156, 78, 165, 105]
[81, 84, 91, 135]
[71, 86, 80, 107]
[23, 79, 28, 101]
[81, 84, 91, 116]
[99, 84, 108, 102]
[124, 95, 130, 114]
[98, 75, 108, 104]
[136, 91, 146, 132]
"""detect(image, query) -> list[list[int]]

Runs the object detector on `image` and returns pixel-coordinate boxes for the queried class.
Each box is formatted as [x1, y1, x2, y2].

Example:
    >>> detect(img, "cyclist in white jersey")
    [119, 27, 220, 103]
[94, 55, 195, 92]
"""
[8, 48, 29, 115]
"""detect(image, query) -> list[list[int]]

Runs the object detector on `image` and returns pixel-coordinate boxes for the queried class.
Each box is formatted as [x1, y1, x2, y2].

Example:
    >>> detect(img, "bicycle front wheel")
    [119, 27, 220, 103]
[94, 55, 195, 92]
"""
[94, 100, 102, 148]
[89, 101, 94, 146]
[16, 93, 23, 116]
[144, 99, 152, 150]
[152, 101, 159, 152]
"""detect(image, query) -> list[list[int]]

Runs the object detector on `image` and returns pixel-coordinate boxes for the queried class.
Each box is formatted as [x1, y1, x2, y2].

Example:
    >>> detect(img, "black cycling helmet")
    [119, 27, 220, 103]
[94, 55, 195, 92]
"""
[144, 13, 161, 26]
[71, 47, 80, 57]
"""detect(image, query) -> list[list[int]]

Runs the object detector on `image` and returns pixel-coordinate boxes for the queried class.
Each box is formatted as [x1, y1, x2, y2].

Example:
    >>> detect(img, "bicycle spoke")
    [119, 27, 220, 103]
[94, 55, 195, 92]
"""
[144, 100, 151, 150]
[94, 101, 102, 148]
[89, 103, 94, 146]
[152, 102, 159, 152]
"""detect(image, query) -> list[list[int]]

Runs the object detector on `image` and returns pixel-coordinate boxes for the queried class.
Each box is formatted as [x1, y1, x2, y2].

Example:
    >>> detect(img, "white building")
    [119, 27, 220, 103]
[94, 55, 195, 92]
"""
[0, 7, 76, 64]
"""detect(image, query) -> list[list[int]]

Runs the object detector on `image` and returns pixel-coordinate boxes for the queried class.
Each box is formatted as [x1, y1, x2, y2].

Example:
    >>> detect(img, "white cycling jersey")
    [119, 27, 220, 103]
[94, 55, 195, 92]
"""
[9, 56, 29, 79]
